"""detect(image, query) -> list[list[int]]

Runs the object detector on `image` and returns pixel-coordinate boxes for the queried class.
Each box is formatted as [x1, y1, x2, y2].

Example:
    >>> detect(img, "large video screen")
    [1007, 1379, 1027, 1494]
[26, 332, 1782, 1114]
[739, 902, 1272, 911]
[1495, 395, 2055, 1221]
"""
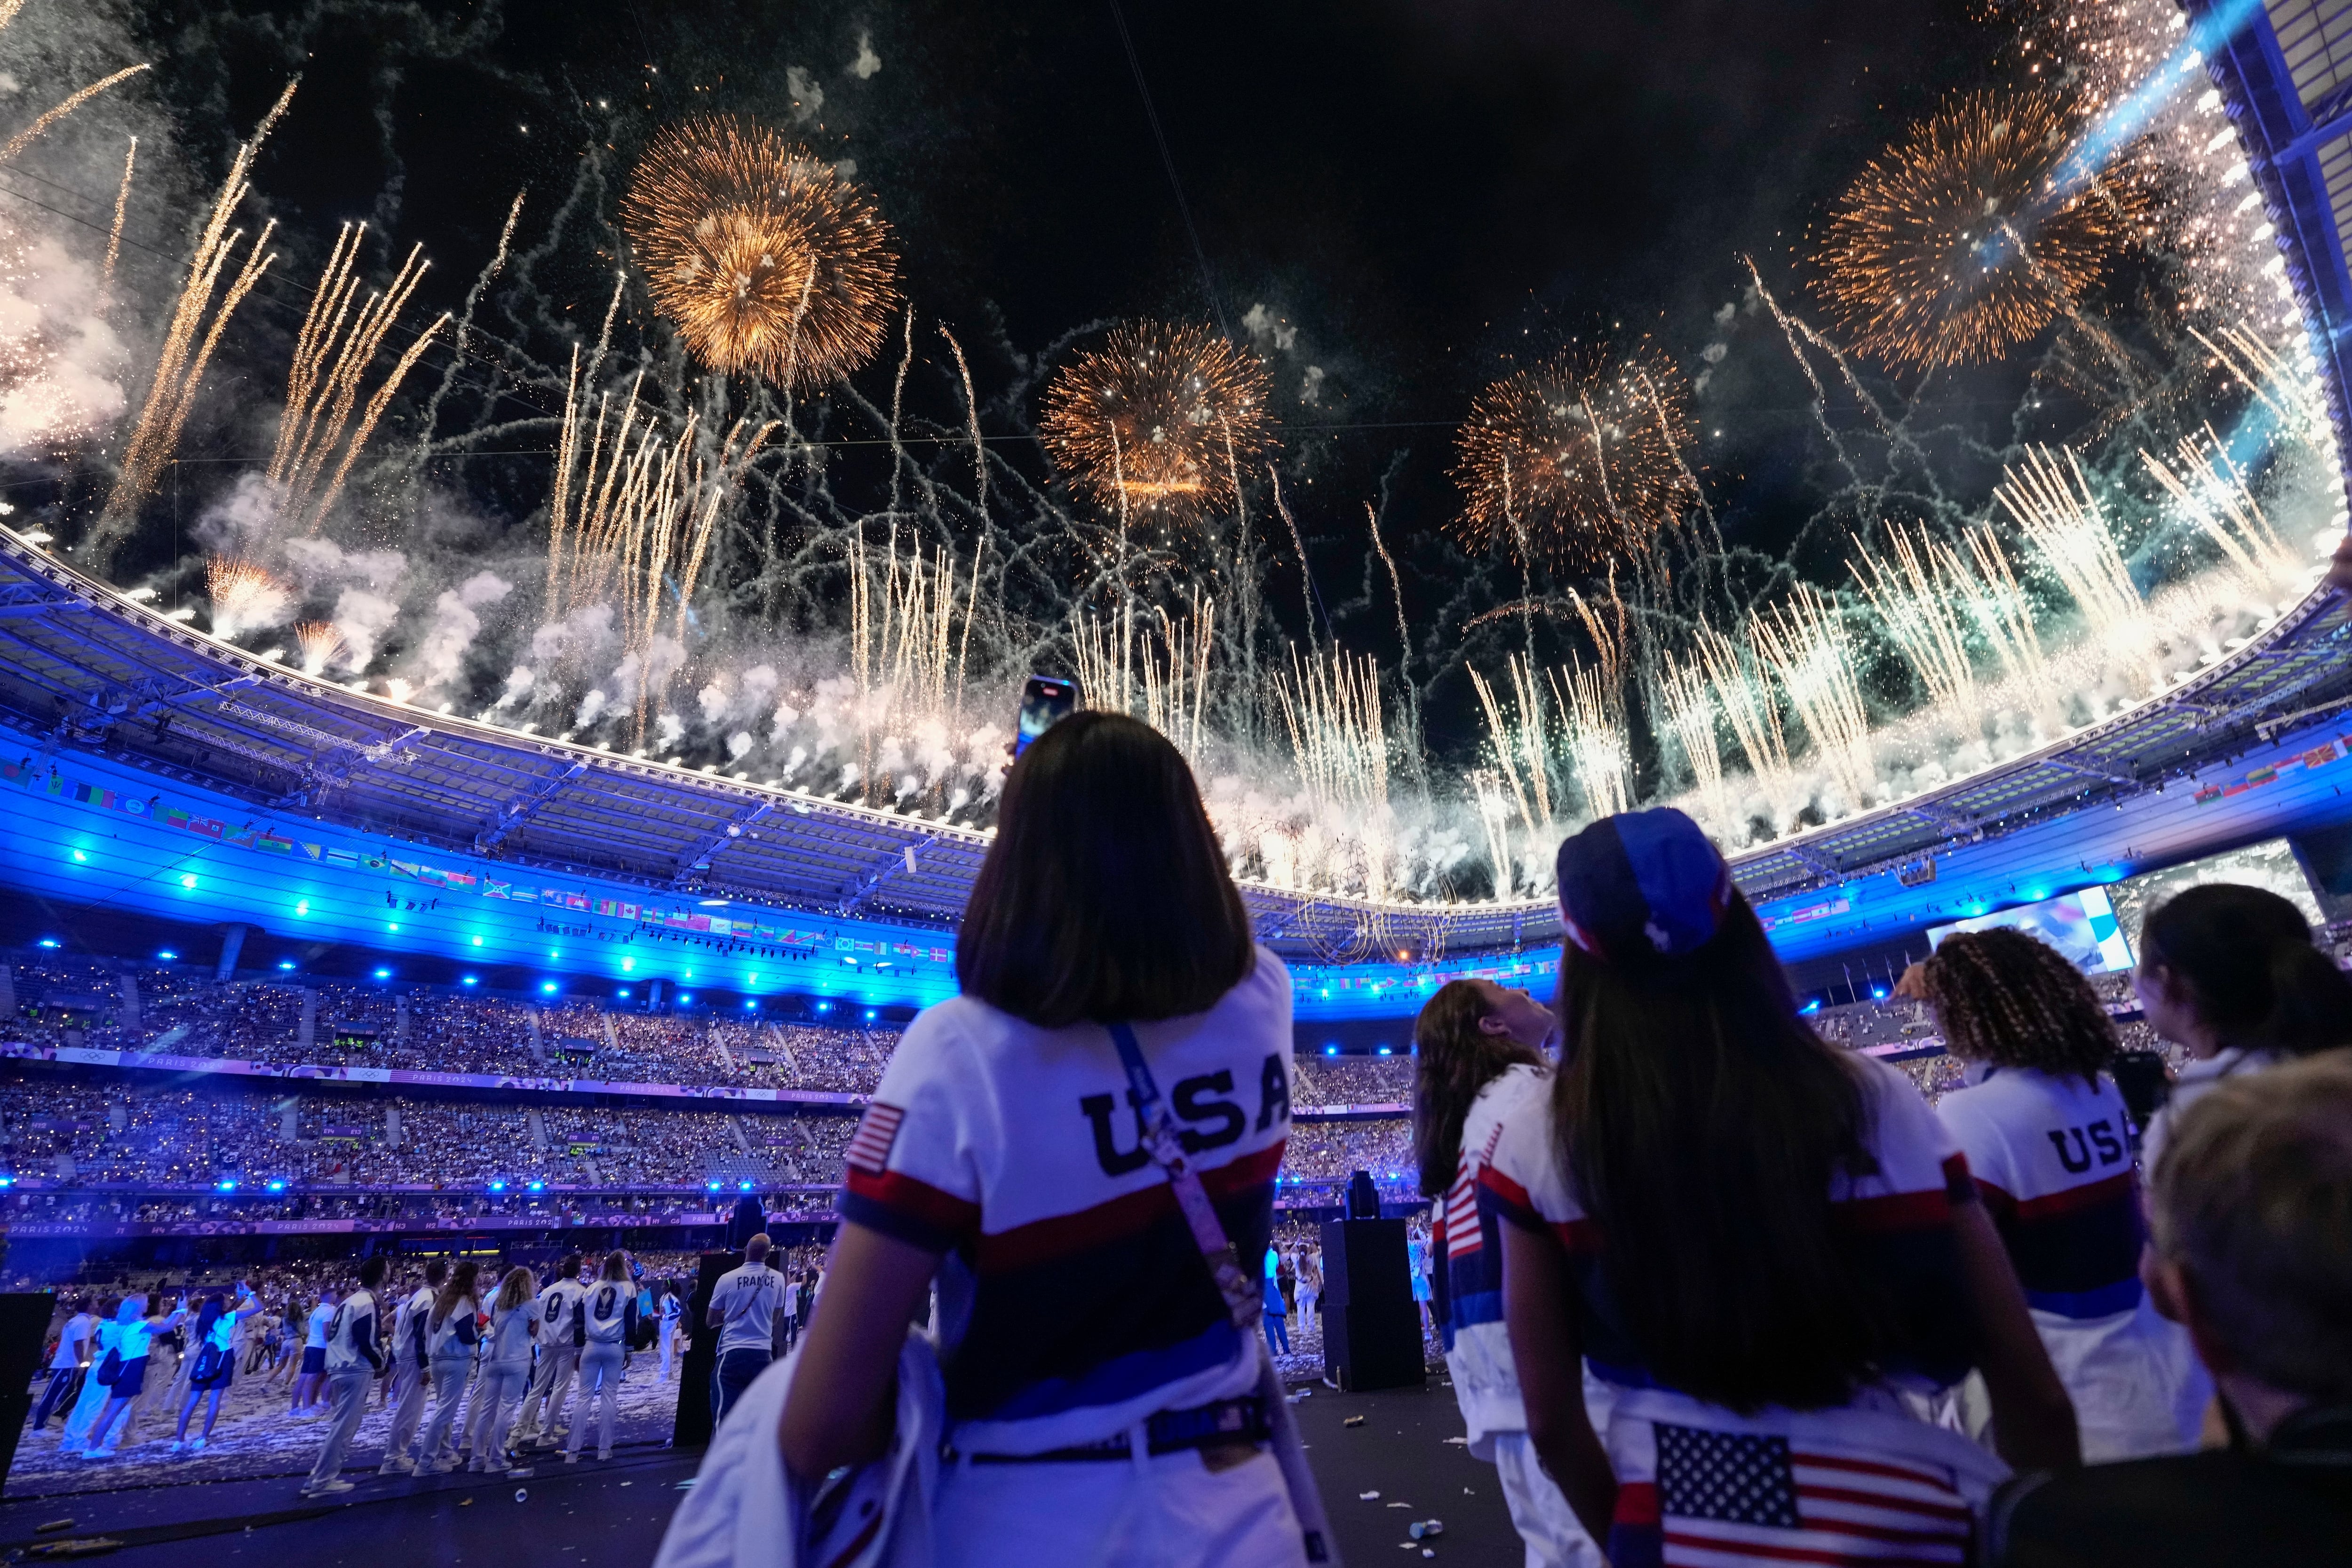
[1926, 887, 2136, 976]
[2109, 838, 2324, 946]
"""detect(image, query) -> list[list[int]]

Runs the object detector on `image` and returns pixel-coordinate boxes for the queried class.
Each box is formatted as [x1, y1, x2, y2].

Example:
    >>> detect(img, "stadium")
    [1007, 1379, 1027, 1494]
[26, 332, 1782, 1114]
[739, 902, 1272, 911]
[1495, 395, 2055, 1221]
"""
[0, 0, 2347, 1562]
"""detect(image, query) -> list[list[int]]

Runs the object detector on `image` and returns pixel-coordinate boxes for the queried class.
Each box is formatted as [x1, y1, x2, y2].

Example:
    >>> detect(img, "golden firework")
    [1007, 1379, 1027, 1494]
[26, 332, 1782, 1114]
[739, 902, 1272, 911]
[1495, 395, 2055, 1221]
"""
[295, 619, 347, 674]
[1039, 321, 1276, 520]
[1814, 88, 2151, 372]
[620, 116, 900, 389]
[1449, 345, 1696, 568]
[205, 557, 291, 639]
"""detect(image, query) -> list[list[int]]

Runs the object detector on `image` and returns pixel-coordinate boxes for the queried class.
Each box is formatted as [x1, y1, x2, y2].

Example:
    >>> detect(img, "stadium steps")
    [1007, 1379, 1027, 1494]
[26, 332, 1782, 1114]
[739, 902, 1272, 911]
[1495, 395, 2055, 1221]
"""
[725, 1116, 753, 1157]
[526, 1109, 549, 1151]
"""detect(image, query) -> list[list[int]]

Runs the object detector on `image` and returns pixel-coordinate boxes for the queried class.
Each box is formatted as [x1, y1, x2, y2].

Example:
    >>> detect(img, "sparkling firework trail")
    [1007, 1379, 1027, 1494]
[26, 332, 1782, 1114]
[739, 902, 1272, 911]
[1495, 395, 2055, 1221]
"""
[1752, 586, 1875, 808]
[1814, 87, 2152, 372]
[1655, 650, 1728, 835]
[270, 223, 446, 534]
[0, 63, 150, 166]
[1850, 522, 1980, 714]
[620, 116, 900, 390]
[1040, 321, 1276, 523]
[1449, 343, 1697, 570]
[90, 79, 296, 567]
[1993, 444, 2156, 689]
[102, 137, 134, 285]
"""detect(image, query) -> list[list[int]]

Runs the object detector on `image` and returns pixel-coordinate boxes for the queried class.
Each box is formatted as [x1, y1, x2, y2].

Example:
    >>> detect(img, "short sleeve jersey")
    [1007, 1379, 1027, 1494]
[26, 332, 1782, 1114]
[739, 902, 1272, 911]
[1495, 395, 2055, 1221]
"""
[707, 1263, 787, 1354]
[1437, 1062, 1550, 1447]
[1935, 1065, 2144, 1321]
[305, 1303, 334, 1350]
[1482, 1052, 1979, 1399]
[50, 1314, 93, 1370]
[838, 944, 1295, 1454]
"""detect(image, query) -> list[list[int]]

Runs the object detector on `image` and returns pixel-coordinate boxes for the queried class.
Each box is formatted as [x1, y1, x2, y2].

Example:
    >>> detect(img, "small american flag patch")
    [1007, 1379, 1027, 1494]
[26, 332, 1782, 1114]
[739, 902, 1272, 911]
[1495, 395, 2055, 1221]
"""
[844, 1102, 906, 1174]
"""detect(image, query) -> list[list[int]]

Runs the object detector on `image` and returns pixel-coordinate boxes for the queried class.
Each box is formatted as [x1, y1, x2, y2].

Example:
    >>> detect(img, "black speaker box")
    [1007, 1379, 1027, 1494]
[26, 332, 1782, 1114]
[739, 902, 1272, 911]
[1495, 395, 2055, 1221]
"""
[1319, 1219, 1423, 1392]
[0, 1293, 55, 1490]
[670, 1251, 740, 1449]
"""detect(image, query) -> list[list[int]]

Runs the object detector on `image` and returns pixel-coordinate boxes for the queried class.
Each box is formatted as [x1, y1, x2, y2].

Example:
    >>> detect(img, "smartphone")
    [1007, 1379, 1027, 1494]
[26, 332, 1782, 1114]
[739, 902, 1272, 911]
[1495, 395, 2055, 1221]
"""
[1015, 675, 1081, 758]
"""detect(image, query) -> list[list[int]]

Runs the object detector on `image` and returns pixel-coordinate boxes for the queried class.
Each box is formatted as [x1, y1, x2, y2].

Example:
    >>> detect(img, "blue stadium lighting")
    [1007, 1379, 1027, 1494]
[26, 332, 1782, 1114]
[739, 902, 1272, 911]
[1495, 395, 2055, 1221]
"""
[472, 935, 483, 946]
[36, 938, 57, 949]
[278, 960, 296, 971]
[527, 1180, 545, 1192]
[678, 991, 693, 1003]
[738, 1181, 753, 1192]
[743, 999, 757, 1011]
[541, 982, 558, 994]
[1871, 987, 1888, 1001]
[863, 1008, 877, 1022]
[616, 988, 631, 998]
[1800, 999, 1822, 1015]
[461, 975, 478, 987]
[71, 849, 86, 863]
[814, 1001, 831, 1013]
[179, 873, 197, 888]
[621, 958, 635, 972]
[157, 950, 176, 961]
[267, 1180, 286, 1192]
[0, 1176, 14, 1188]
[216, 1179, 236, 1192]
[706, 1181, 721, 1192]
[548, 949, 560, 959]
[1376, 1046, 1393, 1056]
[388, 922, 399, 933]
[1324, 1045, 1338, 1056]
[489, 1181, 506, 1192]
[373, 967, 391, 980]
[295, 900, 309, 915]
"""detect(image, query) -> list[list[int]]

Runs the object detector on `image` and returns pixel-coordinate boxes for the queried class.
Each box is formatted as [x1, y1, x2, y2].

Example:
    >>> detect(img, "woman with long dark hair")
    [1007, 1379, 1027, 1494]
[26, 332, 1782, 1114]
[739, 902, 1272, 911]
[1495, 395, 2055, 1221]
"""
[774, 711, 1324, 1568]
[170, 1283, 262, 1454]
[1495, 810, 2078, 1563]
[2133, 882, 2352, 1169]
[1414, 977, 1604, 1568]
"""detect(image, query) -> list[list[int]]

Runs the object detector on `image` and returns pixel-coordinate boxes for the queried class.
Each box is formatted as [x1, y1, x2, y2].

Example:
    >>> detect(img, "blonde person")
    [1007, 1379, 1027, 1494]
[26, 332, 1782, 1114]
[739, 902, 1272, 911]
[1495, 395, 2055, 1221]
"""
[513, 1251, 586, 1449]
[566, 1251, 640, 1464]
[469, 1266, 539, 1473]
[407, 1260, 484, 1474]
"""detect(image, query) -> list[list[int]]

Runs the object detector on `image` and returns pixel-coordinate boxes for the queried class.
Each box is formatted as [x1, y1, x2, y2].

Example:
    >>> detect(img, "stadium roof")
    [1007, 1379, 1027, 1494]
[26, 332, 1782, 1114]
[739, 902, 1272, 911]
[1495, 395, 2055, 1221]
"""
[0, 525, 2344, 967]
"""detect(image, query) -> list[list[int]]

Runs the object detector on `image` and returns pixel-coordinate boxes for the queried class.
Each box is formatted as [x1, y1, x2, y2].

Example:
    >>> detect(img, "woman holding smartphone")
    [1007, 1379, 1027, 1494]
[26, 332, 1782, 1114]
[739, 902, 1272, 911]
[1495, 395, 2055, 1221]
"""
[777, 712, 1326, 1568]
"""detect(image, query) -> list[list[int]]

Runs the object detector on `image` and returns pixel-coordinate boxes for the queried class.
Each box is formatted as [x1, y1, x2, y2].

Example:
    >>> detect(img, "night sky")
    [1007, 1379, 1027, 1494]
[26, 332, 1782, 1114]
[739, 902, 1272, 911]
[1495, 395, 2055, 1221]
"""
[125, 0, 2049, 750]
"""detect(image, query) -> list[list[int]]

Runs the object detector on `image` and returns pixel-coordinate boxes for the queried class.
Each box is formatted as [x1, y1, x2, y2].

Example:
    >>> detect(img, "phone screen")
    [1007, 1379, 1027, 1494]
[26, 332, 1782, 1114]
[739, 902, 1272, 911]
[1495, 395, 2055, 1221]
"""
[1015, 675, 1080, 757]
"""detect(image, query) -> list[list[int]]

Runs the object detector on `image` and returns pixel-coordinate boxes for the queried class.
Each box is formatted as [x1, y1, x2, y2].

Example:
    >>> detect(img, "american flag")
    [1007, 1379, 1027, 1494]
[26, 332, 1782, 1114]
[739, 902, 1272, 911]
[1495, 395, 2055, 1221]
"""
[1639, 1422, 1973, 1566]
[843, 1101, 906, 1175]
[1443, 1168, 1479, 1260]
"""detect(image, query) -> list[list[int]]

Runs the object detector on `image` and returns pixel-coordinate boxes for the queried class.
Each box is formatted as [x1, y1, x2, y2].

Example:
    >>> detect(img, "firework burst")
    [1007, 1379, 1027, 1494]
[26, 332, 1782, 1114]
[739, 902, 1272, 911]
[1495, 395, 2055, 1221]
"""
[1815, 88, 2153, 372]
[295, 619, 347, 675]
[1039, 321, 1276, 521]
[1449, 344, 1697, 570]
[620, 116, 900, 390]
[206, 557, 291, 640]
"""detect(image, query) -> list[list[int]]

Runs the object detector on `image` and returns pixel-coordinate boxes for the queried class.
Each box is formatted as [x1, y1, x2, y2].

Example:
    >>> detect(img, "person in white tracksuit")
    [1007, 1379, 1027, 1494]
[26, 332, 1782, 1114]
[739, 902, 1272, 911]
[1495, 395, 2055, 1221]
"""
[470, 1266, 540, 1473]
[657, 1283, 681, 1382]
[380, 1261, 445, 1475]
[1414, 977, 1609, 1568]
[513, 1251, 587, 1449]
[406, 1260, 483, 1473]
[566, 1251, 640, 1464]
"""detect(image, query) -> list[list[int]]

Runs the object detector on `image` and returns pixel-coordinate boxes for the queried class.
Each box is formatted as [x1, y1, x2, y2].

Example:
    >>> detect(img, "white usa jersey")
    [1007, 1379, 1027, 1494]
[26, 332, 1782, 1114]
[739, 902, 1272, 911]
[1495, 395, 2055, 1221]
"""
[839, 944, 1294, 1456]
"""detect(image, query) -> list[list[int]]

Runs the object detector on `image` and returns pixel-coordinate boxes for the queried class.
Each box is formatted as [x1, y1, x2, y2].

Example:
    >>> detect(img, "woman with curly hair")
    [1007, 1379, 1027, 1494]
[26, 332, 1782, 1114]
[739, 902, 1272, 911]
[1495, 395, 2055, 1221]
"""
[1919, 926, 2207, 1459]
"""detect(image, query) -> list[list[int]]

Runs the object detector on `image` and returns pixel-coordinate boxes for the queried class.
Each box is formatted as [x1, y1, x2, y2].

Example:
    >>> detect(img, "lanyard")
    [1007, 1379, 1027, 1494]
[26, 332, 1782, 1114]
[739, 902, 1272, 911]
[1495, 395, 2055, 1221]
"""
[1106, 1022, 1260, 1333]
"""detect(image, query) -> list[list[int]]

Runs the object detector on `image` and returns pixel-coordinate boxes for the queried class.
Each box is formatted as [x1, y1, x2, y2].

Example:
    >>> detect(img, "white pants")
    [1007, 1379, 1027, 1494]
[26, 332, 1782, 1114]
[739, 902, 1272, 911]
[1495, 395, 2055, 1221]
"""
[384, 1358, 429, 1461]
[566, 1342, 625, 1458]
[1492, 1431, 1605, 1568]
[471, 1363, 530, 1461]
[934, 1444, 1307, 1568]
[305, 1371, 370, 1488]
[659, 1323, 675, 1381]
[515, 1343, 579, 1442]
[412, 1354, 474, 1466]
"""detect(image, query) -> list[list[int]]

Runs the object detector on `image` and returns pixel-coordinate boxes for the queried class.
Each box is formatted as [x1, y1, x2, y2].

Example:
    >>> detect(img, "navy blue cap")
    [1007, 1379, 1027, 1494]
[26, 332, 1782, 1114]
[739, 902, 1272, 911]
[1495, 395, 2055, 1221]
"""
[1555, 808, 1735, 963]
